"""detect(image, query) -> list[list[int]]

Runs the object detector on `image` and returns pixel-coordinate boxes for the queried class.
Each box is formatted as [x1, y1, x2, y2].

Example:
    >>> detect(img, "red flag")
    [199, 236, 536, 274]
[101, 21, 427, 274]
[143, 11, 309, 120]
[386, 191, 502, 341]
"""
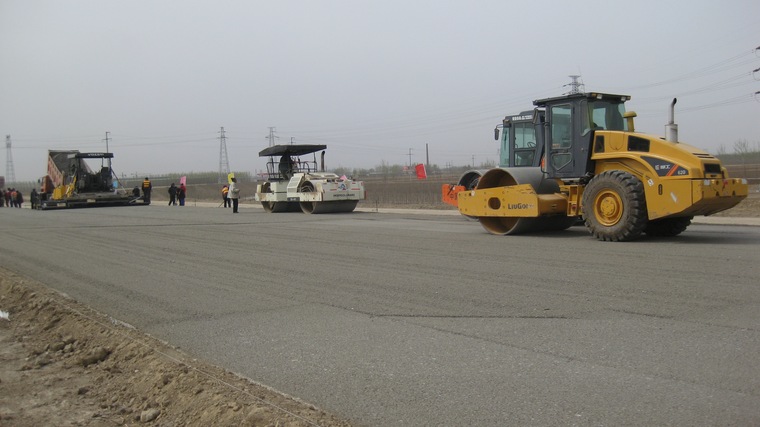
[415, 163, 427, 180]
[180, 176, 187, 186]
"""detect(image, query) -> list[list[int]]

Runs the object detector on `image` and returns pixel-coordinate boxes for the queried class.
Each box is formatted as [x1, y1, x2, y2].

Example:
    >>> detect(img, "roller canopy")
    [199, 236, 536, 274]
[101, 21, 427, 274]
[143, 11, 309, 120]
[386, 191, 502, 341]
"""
[258, 144, 327, 157]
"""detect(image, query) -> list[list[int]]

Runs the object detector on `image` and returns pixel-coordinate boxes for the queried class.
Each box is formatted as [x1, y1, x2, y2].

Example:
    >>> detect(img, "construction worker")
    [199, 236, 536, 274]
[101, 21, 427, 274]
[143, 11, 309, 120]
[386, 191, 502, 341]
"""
[222, 185, 230, 208]
[279, 154, 294, 179]
[228, 178, 240, 213]
[167, 183, 177, 206]
[142, 177, 152, 205]
[30, 188, 39, 210]
[178, 183, 186, 206]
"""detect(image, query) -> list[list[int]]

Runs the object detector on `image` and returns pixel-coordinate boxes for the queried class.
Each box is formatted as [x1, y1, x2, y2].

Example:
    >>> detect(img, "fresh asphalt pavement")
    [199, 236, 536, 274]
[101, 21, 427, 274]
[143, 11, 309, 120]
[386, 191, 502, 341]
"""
[1, 204, 759, 426]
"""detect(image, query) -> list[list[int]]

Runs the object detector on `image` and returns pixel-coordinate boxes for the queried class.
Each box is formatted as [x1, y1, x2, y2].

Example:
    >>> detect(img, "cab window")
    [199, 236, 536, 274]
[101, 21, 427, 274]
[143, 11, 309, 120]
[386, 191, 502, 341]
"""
[514, 122, 535, 149]
[550, 105, 572, 148]
[500, 126, 512, 159]
[588, 100, 626, 131]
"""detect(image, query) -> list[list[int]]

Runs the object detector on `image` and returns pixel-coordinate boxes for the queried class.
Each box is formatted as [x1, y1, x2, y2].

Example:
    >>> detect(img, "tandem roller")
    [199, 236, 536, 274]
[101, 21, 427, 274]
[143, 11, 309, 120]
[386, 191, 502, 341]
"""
[255, 144, 366, 214]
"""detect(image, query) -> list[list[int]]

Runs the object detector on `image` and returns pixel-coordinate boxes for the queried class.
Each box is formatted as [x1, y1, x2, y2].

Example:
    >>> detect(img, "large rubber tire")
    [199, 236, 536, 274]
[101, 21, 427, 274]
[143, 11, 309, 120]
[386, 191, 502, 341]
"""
[582, 170, 648, 242]
[644, 216, 692, 237]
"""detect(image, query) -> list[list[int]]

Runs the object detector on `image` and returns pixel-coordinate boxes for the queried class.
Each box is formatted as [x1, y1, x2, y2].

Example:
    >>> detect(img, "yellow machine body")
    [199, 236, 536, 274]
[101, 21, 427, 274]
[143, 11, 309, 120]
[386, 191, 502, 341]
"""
[453, 92, 748, 240]
[458, 134, 748, 221]
[589, 130, 747, 219]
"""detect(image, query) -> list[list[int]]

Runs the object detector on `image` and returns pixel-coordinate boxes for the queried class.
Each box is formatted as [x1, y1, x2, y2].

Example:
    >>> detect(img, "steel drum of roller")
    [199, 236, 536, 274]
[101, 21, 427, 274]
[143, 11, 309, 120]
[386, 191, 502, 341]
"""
[475, 167, 576, 235]
[261, 201, 300, 213]
[298, 181, 359, 214]
[301, 199, 358, 214]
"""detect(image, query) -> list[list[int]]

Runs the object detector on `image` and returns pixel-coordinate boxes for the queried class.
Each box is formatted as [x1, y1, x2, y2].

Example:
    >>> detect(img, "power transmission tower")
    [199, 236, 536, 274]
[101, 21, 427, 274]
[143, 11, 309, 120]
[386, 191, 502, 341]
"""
[266, 127, 279, 147]
[565, 75, 585, 94]
[5, 135, 16, 183]
[218, 127, 231, 184]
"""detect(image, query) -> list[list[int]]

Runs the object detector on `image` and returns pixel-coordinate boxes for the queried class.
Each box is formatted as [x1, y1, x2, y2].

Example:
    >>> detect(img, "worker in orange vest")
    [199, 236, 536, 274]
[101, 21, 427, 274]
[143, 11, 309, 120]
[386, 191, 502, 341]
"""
[141, 177, 152, 205]
[222, 185, 230, 208]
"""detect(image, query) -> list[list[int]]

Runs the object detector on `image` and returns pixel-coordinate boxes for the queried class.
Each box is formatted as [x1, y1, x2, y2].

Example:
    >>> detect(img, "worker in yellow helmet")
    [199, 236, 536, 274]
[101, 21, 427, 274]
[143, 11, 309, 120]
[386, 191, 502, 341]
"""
[141, 177, 152, 205]
[222, 185, 230, 208]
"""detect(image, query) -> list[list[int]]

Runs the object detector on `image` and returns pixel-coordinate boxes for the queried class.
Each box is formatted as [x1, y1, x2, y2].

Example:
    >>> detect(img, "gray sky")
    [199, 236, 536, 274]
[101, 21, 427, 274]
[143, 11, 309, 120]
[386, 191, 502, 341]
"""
[1, 0, 759, 182]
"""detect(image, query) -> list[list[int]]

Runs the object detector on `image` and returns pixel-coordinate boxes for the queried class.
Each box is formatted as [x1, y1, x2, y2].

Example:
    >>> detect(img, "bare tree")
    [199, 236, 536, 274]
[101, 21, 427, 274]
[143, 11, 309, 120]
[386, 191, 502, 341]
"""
[734, 139, 750, 155]
[734, 139, 750, 177]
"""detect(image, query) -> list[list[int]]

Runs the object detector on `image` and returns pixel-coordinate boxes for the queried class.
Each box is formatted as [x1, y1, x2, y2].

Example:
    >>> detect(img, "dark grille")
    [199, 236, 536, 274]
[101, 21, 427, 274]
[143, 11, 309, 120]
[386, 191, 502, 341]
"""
[594, 135, 605, 153]
[628, 136, 650, 152]
[704, 163, 722, 175]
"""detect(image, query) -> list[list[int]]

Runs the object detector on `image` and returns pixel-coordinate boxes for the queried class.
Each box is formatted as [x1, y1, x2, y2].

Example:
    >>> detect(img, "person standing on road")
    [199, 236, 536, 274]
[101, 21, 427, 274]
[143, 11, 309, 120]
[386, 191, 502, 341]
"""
[142, 177, 152, 205]
[228, 178, 240, 213]
[167, 183, 178, 206]
[30, 188, 39, 210]
[222, 185, 230, 208]
[178, 183, 186, 206]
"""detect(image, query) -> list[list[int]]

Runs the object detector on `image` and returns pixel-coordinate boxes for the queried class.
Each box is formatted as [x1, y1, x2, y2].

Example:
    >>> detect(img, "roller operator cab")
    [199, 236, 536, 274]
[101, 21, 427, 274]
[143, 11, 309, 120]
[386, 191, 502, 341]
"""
[254, 144, 366, 214]
[498, 110, 545, 168]
[457, 92, 748, 241]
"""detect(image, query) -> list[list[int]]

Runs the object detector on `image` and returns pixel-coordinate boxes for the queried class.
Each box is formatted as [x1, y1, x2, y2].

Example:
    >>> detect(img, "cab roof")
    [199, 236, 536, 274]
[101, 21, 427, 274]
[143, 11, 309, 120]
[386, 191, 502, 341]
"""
[258, 144, 327, 157]
[533, 92, 631, 107]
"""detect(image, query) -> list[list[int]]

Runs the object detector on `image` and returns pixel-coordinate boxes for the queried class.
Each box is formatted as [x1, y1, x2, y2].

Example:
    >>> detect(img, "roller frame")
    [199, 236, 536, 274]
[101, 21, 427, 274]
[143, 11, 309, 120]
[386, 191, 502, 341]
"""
[458, 167, 577, 235]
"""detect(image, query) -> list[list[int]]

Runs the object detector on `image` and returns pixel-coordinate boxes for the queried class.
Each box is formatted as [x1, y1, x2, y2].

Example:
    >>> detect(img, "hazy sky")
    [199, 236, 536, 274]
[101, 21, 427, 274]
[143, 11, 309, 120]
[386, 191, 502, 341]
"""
[1, 0, 759, 181]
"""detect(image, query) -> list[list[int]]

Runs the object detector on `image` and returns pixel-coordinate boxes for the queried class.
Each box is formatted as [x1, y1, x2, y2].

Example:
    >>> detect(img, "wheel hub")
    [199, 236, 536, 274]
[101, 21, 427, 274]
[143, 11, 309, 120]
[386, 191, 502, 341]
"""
[595, 190, 623, 226]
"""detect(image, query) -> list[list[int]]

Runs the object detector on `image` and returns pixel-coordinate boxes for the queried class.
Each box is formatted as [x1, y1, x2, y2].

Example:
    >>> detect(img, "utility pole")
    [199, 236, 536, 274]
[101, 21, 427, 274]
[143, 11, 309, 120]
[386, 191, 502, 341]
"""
[103, 132, 112, 169]
[407, 148, 413, 169]
[218, 127, 230, 184]
[266, 127, 279, 147]
[5, 135, 16, 183]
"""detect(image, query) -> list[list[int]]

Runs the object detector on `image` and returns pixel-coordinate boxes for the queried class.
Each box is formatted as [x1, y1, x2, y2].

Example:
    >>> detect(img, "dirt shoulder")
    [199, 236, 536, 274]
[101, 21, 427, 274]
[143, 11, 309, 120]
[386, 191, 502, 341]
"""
[0, 270, 353, 427]
[711, 191, 760, 217]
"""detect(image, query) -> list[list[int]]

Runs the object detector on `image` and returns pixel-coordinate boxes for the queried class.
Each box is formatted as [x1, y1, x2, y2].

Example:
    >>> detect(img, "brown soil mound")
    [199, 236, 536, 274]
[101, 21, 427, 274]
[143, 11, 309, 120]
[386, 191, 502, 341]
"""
[0, 270, 352, 426]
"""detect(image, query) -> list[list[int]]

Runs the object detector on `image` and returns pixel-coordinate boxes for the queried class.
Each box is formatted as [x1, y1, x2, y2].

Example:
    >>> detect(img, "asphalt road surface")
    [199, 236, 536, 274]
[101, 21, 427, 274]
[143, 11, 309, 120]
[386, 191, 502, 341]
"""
[2, 205, 759, 426]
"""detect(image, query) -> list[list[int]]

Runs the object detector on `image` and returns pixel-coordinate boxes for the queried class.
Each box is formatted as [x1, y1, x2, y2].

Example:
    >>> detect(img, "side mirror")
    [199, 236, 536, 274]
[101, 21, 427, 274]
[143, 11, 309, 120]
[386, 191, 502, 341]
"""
[494, 127, 500, 141]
